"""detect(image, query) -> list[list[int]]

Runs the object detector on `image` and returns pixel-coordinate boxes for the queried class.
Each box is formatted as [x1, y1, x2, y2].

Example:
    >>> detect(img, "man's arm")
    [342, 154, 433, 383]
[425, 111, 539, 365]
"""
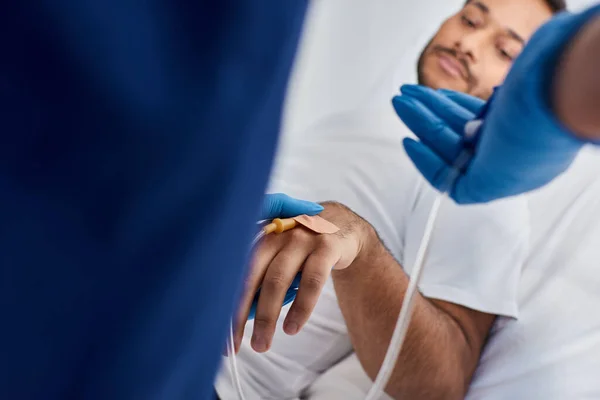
[322, 203, 495, 399]
[236, 200, 506, 398]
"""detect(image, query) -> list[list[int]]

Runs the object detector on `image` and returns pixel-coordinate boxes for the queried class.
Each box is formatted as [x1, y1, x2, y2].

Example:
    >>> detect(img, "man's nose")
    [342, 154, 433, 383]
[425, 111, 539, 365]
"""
[454, 30, 491, 63]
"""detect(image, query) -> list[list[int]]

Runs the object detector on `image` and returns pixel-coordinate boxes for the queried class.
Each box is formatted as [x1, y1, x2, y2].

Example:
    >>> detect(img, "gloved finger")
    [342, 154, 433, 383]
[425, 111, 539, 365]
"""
[251, 234, 311, 353]
[402, 138, 456, 193]
[283, 243, 337, 336]
[436, 89, 486, 115]
[261, 193, 323, 220]
[393, 96, 463, 164]
[399, 84, 475, 133]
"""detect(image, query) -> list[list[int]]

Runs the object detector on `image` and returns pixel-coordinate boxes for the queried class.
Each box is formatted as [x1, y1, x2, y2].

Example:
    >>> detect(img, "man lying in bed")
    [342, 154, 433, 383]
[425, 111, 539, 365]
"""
[215, 1, 600, 399]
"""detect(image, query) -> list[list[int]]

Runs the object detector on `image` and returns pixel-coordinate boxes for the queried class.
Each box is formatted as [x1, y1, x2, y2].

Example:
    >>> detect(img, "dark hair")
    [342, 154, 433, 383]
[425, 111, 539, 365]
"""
[545, 0, 567, 12]
[465, 0, 567, 13]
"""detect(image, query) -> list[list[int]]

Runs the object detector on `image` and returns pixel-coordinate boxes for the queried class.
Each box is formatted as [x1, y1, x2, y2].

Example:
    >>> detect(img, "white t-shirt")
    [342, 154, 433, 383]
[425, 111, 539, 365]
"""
[306, 146, 600, 400]
[215, 104, 530, 400]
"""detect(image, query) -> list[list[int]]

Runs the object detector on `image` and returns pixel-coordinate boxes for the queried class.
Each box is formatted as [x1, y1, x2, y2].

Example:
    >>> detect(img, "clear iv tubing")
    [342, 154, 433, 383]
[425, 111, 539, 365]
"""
[227, 230, 266, 400]
[363, 190, 446, 400]
[364, 148, 470, 400]
[227, 322, 247, 400]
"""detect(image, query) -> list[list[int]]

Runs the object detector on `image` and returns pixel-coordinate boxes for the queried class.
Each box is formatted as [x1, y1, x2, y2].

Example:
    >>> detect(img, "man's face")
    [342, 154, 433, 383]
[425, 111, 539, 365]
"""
[417, 0, 554, 99]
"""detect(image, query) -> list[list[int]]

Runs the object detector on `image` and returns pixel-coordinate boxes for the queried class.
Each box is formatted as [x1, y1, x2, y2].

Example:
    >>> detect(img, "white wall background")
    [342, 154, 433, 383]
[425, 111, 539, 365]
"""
[280, 0, 598, 144]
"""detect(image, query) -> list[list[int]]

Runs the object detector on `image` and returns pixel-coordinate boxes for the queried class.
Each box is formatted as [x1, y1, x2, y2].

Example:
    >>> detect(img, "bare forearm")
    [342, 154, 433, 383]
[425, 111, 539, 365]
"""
[323, 206, 471, 399]
[553, 15, 600, 141]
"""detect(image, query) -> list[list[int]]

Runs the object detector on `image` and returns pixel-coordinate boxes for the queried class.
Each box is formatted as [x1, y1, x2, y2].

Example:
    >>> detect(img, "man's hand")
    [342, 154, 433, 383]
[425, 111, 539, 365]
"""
[234, 202, 371, 353]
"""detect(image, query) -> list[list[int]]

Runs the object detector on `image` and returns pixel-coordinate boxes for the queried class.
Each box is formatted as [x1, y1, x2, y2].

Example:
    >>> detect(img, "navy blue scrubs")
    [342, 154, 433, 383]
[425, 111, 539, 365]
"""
[0, 1, 307, 399]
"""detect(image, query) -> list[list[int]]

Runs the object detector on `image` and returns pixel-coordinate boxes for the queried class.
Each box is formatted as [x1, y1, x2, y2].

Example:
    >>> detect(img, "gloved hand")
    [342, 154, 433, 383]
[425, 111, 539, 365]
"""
[393, 85, 484, 201]
[393, 6, 600, 204]
[260, 193, 323, 220]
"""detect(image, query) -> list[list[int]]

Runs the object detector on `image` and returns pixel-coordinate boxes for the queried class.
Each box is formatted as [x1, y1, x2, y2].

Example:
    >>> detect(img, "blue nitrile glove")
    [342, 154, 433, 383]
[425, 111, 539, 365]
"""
[393, 85, 484, 198]
[393, 5, 600, 204]
[260, 193, 324, 220]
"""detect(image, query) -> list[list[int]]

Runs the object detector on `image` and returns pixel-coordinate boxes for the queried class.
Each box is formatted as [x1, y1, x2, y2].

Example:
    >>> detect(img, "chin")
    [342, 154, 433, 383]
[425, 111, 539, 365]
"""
[420, 73, 465, 93]
[418, 62, 466, 93]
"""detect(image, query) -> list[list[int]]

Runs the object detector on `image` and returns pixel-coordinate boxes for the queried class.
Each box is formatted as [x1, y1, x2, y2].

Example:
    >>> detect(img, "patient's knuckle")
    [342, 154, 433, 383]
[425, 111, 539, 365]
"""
[317, 234, 337, 251]
[259, 234, 277, 248]
[301, 272, 325, 293]
[263, 272, 288, 291]
[289, 227, 303, 237]
[289, 227, 309, 240]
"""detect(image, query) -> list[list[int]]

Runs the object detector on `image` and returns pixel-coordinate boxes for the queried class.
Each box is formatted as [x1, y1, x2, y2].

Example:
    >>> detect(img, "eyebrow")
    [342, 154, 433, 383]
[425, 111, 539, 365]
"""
[470, 1, 526, 44]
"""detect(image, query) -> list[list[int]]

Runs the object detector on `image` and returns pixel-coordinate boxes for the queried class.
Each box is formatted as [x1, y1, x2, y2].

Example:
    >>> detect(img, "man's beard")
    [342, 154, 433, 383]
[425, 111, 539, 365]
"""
[416, 39, 477, 93]
[416, 38, 433, 86]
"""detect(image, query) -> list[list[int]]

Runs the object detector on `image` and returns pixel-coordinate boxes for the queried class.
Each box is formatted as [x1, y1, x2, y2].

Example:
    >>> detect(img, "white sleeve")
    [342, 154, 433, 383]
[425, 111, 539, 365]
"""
[402, 180, 530, 318]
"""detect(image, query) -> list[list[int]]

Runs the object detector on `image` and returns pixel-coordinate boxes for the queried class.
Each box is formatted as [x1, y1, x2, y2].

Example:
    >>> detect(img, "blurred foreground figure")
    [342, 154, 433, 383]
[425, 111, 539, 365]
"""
[0, 1, 307, 399]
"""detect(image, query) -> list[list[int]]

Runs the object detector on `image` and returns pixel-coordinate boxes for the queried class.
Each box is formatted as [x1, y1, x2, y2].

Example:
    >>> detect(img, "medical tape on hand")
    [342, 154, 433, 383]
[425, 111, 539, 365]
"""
[292, 214, 340, 234]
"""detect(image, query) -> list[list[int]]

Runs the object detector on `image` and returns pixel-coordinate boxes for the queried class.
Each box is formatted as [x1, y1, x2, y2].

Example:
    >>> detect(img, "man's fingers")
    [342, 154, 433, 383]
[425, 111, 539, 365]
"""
[393, 95, 463, 163]
[234, 238, 279, 350]
[400, 84, 475, 133]
[403, 138, 455, 192]
[437, 89, 486, 115]
[251, 236, 311, 353]
[283, 243, 338, 336]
